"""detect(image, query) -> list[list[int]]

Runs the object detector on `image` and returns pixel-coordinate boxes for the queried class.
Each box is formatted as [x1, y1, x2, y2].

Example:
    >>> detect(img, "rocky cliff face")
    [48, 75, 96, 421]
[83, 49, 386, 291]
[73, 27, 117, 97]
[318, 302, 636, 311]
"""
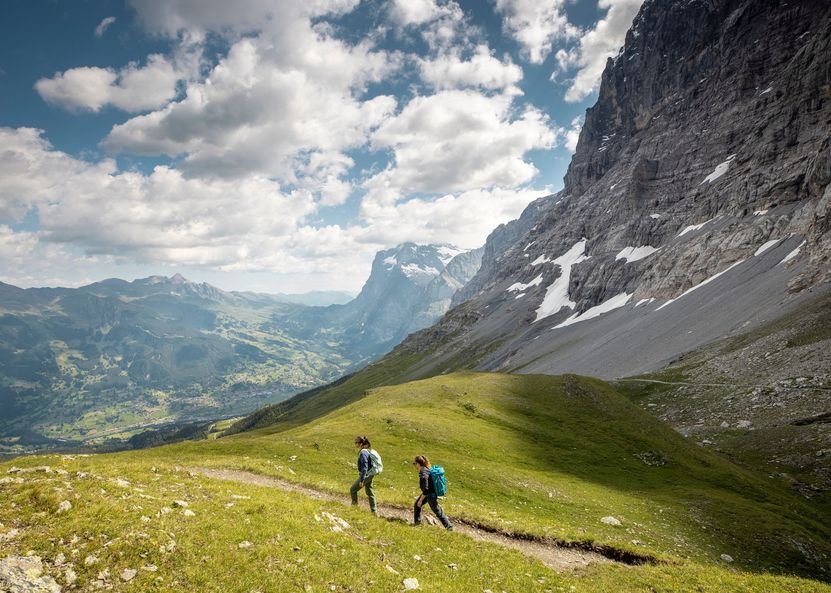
[399, 0, 831, 379]
[294, 243, 482, 359]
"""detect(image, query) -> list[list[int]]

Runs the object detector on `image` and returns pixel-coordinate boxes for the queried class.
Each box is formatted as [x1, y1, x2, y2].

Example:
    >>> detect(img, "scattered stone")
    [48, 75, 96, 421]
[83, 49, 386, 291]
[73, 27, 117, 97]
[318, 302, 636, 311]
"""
[172, 500, 189, 508]
[159, 507, 173, 515]
[54, 553, 66, 566]
[737, 420, 752, 429]
[57, 500, 72, 513]
[7, 466, 52, 474]
[231, 495, 250, 500]
[183, 509, 196, 517]
[720, 421, 729, 428]
[0, 528, 20, 542]
[64, 568, 77, 585]
[402, 577, 420, 590]
[142, 564, 158, 572]
[140, 515, 151, 523]
[447, 563, 457, 570]
[601, 516, 622, 526]
[114, 478, 131, 488]
[238, 541, 253, 549]
[0, 477, 25, 485]
[84, 555, 99, 566]
[721, 554, 734, 563]
[385, 565, 400, 575]
[0, 555, 61, 593]
[412, 555, 422, 562]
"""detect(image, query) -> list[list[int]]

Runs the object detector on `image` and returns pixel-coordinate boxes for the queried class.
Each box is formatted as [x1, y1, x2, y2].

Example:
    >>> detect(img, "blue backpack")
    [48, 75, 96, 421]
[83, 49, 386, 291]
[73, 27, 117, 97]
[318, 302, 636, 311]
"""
[429, 466, 447, 496]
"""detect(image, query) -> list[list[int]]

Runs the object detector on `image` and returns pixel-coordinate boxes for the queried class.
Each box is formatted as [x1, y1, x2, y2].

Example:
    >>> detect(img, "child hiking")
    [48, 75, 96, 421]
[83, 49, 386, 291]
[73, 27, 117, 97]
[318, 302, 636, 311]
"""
[412, 455, 453, 530]
[350, 436, 382, 514]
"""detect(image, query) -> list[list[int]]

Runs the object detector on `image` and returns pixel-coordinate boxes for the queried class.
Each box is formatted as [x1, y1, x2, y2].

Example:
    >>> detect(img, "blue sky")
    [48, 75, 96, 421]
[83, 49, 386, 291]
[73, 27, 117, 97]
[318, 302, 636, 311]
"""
[0, 0, 643, 293]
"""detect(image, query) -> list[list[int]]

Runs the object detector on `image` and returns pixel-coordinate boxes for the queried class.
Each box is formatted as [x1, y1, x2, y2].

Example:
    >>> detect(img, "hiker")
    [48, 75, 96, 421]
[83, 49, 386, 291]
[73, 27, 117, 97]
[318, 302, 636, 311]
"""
[412, 455, 453, 530]
[350, 436, 382, 514]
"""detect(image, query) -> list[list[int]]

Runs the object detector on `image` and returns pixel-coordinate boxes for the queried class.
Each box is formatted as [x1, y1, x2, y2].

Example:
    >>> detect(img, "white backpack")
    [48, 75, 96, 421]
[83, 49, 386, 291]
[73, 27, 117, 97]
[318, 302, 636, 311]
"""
[366, 448, 384, 477]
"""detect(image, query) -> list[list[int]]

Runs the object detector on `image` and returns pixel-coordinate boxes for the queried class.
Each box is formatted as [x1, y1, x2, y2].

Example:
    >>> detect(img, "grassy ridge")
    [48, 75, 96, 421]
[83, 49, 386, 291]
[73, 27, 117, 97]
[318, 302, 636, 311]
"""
[3, 372, 830, 591]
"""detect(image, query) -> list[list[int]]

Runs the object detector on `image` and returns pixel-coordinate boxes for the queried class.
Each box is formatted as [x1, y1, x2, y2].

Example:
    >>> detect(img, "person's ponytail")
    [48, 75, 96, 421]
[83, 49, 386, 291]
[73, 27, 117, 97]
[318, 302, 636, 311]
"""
[414, 455, 430, 468]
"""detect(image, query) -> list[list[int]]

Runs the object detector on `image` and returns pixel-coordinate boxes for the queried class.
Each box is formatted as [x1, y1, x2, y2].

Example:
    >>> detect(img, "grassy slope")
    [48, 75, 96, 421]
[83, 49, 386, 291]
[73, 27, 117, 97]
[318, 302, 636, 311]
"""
[5, 373, 829, 592]
[615, 290, 831, 511]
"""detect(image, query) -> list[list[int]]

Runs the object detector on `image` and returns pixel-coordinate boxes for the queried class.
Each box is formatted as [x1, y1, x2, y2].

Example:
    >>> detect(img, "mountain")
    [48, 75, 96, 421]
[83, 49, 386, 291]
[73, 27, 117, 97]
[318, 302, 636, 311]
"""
[285, 243, 483, 359]
[232, 0, 831, 510]
[404, 0, 831, 379]
[0, 243, 481, 452]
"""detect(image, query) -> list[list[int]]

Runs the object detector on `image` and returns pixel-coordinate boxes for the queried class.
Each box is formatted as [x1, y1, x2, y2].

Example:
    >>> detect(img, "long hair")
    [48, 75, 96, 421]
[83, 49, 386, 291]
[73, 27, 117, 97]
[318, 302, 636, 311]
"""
[413, 455, 430, 468]
[355, 435, 371, 449]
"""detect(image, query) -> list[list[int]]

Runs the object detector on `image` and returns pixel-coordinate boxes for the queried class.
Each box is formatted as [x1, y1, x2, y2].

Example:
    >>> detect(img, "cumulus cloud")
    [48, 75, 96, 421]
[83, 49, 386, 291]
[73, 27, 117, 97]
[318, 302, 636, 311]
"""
[555, 0, 643, 102]
[417, 44, 523, 92]
[0, 127, 550, 291]
[94, 16, 116, 37]
[365, 90, 556, 205]
[494, 0, 578, 64]
[564, 115, 583, 153]
[35, 54, 179, 112]
[128, 0, 359, 37]
[102, 16, 397, 194]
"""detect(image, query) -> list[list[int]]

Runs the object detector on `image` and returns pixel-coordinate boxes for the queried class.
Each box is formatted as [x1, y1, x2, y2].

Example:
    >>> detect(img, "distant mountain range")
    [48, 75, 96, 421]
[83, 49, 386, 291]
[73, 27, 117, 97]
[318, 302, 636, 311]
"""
[0, 243, 480, 452]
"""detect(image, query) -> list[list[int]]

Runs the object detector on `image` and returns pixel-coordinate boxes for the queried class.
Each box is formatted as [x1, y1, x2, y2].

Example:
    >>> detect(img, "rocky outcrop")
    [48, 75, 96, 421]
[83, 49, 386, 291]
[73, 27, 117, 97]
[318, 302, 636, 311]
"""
[392, 0, 831, 380]
[0, 556, 61, 593]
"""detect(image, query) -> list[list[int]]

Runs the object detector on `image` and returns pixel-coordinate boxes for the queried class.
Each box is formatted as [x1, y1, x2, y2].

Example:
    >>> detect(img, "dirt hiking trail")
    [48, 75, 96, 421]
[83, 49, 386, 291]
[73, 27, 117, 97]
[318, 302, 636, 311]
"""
[195, 467, 655, 573]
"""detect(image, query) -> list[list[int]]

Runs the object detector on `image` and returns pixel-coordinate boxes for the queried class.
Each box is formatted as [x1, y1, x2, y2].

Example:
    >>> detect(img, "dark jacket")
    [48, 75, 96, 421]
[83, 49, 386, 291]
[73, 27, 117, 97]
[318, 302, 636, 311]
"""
[418, 466, 433, 497]
[357, 448, 371, 482]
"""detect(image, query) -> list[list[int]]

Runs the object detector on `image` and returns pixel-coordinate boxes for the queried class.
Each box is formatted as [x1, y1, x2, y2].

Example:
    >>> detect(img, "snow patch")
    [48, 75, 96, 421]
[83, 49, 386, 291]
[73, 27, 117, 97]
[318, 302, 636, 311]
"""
[677, 218, 715, 237]
[649, 213, 661, 219]
[635, 298, 655, 307]
[534, 239, 590, 322]
[531, 254, 552, 266]
[753, 210, 768, 216]
[754, 239, 781, 257]
[700, 154, 736, 184]
[616, 246, 660, 263]
[779, 240, 806, 264]
[507, 274, 543, 293]
[523, 241, 535, 252]
[656, 260, 745, 311]
[553, 293, 632, 329]
[435, 245, 465, 265]
[759, 86, 773, 95]
[400, 263, 440, 279]
[383, 256, 397, 268]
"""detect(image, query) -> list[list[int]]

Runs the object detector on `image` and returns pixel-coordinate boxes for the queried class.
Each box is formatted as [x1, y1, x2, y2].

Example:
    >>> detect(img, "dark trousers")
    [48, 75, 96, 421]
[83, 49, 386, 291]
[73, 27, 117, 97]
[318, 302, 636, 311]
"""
[350, 475, 376, 512]
[414, 496, 452, 529]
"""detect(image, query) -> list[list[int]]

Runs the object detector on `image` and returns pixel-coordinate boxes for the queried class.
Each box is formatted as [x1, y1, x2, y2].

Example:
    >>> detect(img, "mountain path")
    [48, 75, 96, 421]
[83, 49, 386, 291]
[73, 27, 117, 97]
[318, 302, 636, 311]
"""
[194, 467, 623, 573]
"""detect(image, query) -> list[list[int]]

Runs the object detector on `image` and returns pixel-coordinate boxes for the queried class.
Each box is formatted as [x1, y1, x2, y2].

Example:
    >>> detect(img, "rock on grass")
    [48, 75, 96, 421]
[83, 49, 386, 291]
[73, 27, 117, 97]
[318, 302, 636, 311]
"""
[0, 556, 61, 593]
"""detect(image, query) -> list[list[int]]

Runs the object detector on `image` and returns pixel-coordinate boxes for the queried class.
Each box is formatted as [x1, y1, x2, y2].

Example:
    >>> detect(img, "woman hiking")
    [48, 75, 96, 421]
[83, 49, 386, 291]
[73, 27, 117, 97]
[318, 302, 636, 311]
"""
[350, 436, 382, 515]
[412, 455, 453, 530]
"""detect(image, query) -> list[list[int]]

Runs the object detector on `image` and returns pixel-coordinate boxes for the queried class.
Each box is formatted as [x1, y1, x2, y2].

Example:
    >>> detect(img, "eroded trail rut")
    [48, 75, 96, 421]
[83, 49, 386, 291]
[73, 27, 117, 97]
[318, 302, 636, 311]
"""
[195, 467, 649, 573]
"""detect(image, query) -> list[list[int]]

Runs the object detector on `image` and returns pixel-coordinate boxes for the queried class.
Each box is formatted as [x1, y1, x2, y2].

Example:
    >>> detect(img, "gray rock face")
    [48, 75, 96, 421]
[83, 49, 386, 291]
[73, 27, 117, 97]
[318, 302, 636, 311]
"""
[0, 556, 61, 593]
[296, 243, 482, 359]
[397, 0, 831, 380]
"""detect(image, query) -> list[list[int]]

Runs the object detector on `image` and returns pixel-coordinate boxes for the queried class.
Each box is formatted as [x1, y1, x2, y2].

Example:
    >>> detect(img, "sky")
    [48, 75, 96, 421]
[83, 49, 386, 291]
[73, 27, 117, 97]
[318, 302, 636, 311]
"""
[0, 0, 643, 294]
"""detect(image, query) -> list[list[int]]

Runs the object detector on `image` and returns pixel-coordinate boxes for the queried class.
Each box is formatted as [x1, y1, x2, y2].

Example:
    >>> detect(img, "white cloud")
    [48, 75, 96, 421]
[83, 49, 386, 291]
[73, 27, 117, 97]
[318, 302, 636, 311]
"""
[128, 0, 359, 37]
[564, 115, 583, 153]
[102, 18, 398, 193]
[418, 44, 523, 92]
[0, 127, 551, 292]
[35, 54, 179, 113]
[555, 0, 643, 102]
[365, 90, 556, 204]
[357, 186, 549, 248]
[388, 0, 469, 52]
[494, 0, 578, 64]
[95, 16, 116, 37]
